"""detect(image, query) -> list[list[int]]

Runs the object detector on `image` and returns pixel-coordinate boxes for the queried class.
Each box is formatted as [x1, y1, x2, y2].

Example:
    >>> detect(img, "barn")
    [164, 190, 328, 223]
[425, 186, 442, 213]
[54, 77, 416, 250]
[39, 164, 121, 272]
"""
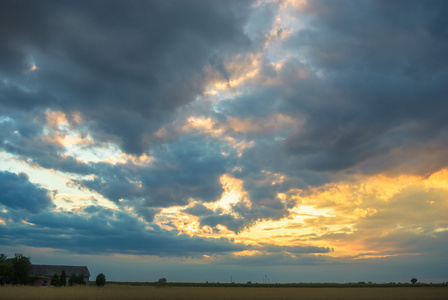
[30, 264, 90, 286]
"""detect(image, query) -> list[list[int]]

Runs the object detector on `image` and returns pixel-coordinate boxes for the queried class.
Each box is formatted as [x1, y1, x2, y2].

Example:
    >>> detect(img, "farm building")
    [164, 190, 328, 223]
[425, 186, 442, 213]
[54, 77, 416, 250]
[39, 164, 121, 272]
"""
[30, 264, 90, 286]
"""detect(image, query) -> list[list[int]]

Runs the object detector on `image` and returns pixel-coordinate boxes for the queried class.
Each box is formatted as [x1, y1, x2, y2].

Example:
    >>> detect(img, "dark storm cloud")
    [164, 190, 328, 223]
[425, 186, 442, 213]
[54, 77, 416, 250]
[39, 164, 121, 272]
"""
[0, 171, 53, 214]
[2, 0, 448, 267]
[184, 203, 214, 216]
[181, 173, 297, 234]
[199, 214, 246, 234]
[0, 205, 246, 257]
[278, 0, 448, 173]
[0, 0, 253, 154]
[73, 135, 230, 207]
[175, 0, 448, 233]
[0, 114, 94, 174]
[183, 203, 248, 233]
[0, 203, 337, 258]
[211, 0, 448, 177]
[1, 114, 232, 211]
[296, 0, 448, 74]
[0, 0, 250, 212]
[134, 206, 159, 223]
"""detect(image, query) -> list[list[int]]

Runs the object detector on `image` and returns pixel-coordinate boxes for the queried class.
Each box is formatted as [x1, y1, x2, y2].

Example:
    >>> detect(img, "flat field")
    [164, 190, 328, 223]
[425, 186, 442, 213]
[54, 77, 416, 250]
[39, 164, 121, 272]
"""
[1, 285, 447, 300]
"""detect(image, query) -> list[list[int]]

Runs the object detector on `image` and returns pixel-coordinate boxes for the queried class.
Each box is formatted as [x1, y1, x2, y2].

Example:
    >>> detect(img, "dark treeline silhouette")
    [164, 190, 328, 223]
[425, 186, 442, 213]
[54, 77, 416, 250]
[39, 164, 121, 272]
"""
[96, 273, 106, 287]
[51, 270, 67, 286]
[0, 253, 105, 287]
[0, 253, 34, 285]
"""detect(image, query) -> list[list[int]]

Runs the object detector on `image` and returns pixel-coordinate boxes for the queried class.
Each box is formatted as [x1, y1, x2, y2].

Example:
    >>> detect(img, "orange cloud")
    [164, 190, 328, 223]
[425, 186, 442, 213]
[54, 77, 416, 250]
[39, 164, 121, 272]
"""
[42, 110, 94, 148]
[152, 169, 448, 260]
[224, 114, 298, 134]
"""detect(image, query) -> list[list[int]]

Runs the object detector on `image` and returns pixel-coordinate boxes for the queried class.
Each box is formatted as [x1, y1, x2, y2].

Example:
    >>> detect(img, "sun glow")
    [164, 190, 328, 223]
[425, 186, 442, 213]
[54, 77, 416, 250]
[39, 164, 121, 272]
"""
[207, 174, 250, 213]
[42, 110, 95, 149]
[153, 168, 448, 259]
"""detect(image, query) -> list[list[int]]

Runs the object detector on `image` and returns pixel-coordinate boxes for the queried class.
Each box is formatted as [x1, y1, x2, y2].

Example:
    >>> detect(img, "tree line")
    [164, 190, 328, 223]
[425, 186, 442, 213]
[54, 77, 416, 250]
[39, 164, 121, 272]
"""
[0, 253, 105, 286]
[50, 270, 87, 287]
[0, 253, 33, 285]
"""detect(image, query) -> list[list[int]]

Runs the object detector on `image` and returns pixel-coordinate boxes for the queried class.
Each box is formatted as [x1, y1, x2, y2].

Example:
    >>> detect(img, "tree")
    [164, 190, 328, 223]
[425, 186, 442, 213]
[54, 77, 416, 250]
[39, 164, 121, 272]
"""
[69, 273, 86, 286]
[69, 273, 77, 286]
[411, 278, 417, 284]
[158, 278, 167, 283]
[0, 254, 10, 285]
[77, 273, 86, 285]
[7, 253, 32, 285]
[95, 273, 106, 287]
[0, 253, 36, 285]
[51, 273, 61, 287]
[60, 270, 66, 286]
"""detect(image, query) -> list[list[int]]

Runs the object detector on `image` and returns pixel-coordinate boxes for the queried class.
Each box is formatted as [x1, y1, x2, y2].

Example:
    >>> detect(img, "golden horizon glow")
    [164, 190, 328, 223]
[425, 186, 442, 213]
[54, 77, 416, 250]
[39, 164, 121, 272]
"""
[1, 0, 446, 284]
[150, 168, 448, 259]
[4, 113, 448, 261]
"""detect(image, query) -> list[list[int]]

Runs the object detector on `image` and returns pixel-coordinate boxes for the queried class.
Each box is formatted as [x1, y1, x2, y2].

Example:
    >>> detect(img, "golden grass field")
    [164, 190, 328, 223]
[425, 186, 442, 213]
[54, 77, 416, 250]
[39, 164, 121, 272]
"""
[1, 285, 447, 300]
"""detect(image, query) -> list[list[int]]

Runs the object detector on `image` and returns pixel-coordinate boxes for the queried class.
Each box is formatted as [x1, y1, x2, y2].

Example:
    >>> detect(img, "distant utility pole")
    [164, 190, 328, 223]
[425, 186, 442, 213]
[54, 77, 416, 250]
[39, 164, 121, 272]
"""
[230, 275, 232, 283]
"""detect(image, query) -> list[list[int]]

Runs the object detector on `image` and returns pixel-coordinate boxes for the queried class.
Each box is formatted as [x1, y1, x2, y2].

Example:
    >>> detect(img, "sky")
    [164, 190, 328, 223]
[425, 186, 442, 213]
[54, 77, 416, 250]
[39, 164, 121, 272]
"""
[1, 0, 447, 284]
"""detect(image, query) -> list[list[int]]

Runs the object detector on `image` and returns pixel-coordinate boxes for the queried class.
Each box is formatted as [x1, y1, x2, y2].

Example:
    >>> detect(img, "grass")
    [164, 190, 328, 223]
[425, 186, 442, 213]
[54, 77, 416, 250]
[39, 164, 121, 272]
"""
[110, 281, 447, 288]
[1, 285, 447, 300]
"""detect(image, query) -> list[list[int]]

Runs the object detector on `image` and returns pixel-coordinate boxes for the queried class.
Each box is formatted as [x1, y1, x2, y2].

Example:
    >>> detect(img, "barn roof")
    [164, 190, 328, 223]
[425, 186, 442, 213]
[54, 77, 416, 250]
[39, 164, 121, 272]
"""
[31, 265, 90, 278]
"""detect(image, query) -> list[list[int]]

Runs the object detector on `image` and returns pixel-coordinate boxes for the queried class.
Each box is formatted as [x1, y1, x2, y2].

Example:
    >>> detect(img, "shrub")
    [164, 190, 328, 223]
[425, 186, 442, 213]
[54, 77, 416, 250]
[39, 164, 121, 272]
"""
[0, 253, 32, 285]
[96, 273, 106, 287]
[51, 273, 61, 286]
[69, 273, 86, 286]
[60, 270, 66, 286]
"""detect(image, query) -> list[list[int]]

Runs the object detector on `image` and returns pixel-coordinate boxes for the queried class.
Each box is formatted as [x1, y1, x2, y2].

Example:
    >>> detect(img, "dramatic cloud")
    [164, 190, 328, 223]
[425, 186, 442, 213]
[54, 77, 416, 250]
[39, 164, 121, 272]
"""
[74, 136, 229, 207]
[279, 0, 448, 173]
[0, 171, 53, 214]
[0, 0, 253, 155]
[0, 206, 245, 257]
[1, 0, 448, 283]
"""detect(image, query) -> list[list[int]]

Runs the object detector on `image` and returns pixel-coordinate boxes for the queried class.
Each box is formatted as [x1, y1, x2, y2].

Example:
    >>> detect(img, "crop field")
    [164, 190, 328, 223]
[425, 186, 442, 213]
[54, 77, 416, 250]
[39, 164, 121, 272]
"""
[1, 285, 447, 300]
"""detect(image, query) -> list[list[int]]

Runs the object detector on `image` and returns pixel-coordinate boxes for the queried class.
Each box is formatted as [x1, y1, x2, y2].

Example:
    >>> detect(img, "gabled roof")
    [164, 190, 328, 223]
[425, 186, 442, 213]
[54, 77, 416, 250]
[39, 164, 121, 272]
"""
[31, 265, 90, 278]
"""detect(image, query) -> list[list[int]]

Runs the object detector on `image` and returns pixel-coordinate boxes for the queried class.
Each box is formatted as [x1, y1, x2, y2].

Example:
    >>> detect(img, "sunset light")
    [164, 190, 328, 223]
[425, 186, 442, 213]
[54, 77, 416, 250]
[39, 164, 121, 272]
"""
[1, 0, 447, 285]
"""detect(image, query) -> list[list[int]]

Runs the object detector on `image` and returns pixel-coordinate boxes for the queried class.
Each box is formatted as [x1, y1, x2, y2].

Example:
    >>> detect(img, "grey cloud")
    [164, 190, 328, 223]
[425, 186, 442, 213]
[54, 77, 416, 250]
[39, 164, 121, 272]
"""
[279, 71, 448, 172]
[191, 197, 293, 235]
[295, 0, 448, 74]
[179, 168, 298, 234]
[279, 1, 448, 173]
[134, 206, 159, 223]
[182, 0, 448, 233]
[216, 87, 281, 120]
[74, 135, 229, 207]
[199, 214, 246, 234]
[215, 0, 448, 176]
[0, 171, 54, 214]
[0, 206, 246, 257]
[2, 0, 448, 263]
[1, 119, 232, 210]
[0, 0, 254, 155]
[184, 203, 214, 216]
[0, 116, 94, 175]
